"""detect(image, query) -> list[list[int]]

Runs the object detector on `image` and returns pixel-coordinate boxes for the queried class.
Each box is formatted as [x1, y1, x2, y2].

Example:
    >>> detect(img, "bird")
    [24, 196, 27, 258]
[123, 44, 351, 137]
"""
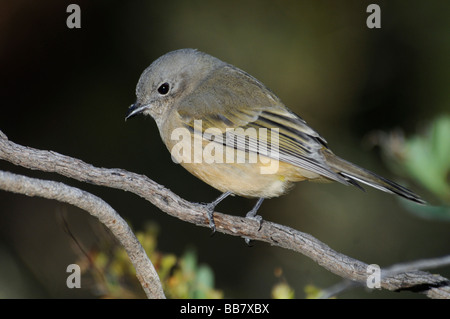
[125, 48, 425, 233]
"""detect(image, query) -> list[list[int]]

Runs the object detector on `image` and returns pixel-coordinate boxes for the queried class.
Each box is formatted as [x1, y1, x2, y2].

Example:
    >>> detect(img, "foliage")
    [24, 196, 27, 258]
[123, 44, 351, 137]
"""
[77, 222, 223, 299]
[270, 267, 295, 299]
[373, 115, 450, 220]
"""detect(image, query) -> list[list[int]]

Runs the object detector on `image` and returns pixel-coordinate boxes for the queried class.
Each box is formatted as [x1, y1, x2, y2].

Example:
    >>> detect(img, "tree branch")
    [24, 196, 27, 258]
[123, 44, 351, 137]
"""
[0, 130, 449, 299]
[0, 170, 165, 299]
[320, 254, 450, 298]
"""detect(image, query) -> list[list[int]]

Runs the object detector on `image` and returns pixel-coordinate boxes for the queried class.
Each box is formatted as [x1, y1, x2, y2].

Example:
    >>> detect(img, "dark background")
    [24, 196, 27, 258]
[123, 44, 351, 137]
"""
[0, 1, 449, 298]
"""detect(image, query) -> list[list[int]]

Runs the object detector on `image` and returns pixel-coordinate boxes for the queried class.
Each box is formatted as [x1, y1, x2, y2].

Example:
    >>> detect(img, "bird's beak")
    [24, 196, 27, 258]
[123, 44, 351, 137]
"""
[125, 103, 149, 121]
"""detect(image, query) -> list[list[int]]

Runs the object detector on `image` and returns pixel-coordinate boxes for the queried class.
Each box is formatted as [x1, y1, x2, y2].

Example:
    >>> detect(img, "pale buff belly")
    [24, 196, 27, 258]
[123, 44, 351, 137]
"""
[166, 132, 324, 198]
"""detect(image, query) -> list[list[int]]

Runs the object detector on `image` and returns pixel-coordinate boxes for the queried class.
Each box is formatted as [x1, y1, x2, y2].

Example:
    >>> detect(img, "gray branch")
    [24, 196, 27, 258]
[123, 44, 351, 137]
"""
[0, 130, 449, 299]
[0, 169, 165, 299]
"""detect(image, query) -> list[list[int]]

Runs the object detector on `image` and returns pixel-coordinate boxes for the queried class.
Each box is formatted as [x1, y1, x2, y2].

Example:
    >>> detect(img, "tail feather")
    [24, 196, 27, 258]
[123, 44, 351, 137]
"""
[323, 151, 426, 204]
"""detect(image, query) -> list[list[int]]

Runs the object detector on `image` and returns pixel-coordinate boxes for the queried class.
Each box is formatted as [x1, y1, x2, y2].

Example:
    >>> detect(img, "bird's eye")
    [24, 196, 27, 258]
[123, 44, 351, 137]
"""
[158, 82, 170, 95]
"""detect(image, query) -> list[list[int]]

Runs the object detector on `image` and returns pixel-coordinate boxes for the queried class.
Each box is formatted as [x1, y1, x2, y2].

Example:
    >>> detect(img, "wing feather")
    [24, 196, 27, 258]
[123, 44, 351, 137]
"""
[176, 64, 349, 184]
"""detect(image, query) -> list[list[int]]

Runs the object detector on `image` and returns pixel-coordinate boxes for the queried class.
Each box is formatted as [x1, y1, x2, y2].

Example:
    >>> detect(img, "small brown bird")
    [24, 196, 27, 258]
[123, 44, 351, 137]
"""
[126, 49, 424, 232]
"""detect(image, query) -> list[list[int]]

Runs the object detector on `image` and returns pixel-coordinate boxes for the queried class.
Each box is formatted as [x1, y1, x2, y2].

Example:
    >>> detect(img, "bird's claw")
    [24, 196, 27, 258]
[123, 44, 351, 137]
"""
[243, 212, 264, 245]
[245, 212, 263, 231]
[205, 203, 216, 235]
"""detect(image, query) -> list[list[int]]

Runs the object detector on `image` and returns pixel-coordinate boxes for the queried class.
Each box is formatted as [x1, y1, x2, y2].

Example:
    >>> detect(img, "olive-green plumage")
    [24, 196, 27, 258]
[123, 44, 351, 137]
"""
[126, 49, 424, 229]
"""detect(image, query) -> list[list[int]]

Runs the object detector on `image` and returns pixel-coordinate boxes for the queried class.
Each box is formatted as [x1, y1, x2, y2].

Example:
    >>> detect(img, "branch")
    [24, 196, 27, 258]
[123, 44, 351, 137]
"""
[383, 255, 450, 275]
[0, 170, 165, 299]
[1, 130, 449, 299]
[320, 254, 450, 298]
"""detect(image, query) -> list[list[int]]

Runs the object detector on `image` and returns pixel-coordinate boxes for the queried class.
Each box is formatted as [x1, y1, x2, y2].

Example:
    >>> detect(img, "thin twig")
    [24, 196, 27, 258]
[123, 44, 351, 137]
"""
[320, 280, 358, 299]
[321, 255, 450, 298]
[0, 130, 449, 298]
[383, 255, 450, 276]
[0, 170, 165, 299]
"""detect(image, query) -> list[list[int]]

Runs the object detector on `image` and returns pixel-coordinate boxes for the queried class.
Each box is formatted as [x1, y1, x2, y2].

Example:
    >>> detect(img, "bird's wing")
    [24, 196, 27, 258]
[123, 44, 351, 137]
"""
[176, 65, 349, 184]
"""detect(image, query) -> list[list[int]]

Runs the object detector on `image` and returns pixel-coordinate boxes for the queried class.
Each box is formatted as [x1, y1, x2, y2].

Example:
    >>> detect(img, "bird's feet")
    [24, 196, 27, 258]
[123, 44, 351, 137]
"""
[243, 205, 264, 245]
[245, 210, 264, 231]
[202, 191, 233, 235]
[204, 202, 217, 235]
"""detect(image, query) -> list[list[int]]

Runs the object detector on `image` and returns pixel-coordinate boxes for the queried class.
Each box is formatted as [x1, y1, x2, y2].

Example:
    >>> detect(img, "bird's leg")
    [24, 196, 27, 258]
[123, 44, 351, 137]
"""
[244, 197, 265, 245]
[245, 197, 265, 226]
[204, 191, 232, 233]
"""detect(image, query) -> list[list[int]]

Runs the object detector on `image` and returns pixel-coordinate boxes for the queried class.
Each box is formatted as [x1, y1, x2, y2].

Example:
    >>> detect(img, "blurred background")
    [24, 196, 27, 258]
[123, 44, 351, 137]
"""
[0, 0, 449, 298]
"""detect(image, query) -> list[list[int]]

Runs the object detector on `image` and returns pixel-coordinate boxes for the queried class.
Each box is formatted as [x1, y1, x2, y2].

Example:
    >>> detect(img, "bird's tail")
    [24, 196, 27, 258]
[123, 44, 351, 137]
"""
[323, 150, 425, 204]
